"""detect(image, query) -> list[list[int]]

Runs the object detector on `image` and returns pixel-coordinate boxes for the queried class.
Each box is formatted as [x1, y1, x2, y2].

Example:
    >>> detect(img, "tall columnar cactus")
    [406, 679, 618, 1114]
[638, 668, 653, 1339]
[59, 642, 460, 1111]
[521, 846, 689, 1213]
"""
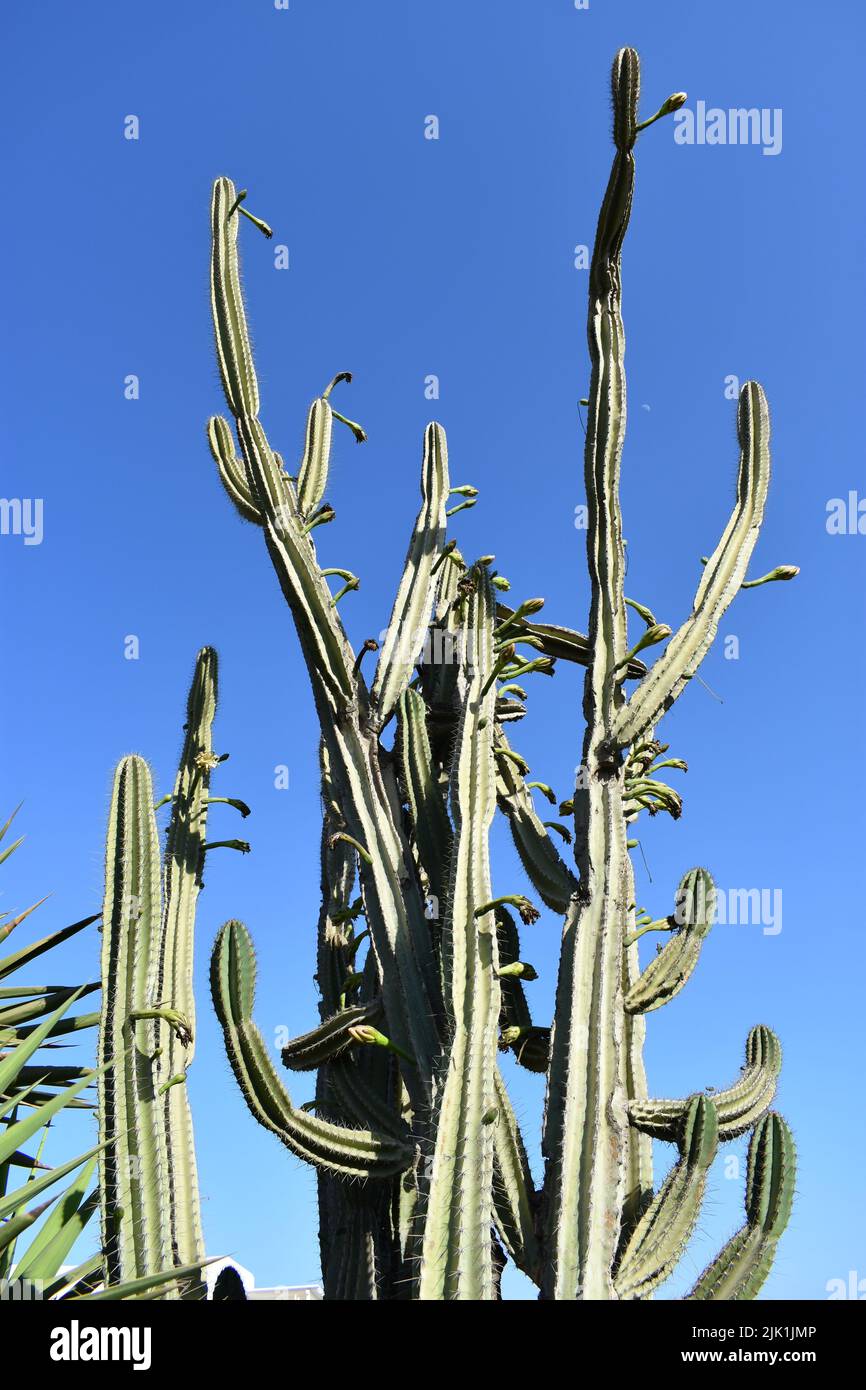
[97, 648, 246, 1294]
[205, 49, 796, 1300]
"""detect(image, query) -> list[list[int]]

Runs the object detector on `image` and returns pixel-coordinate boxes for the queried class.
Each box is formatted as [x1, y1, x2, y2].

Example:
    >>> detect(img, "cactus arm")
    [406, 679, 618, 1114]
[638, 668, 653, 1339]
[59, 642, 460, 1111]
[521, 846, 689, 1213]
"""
[370, 423, 450, 728]
[614, 1096, 718, 1299]
[210, 178, 443, 1096]
[687, 1112, 795, 1300]
[296, 397, 335, 519]
[541, 48, 642, 1302]
[414, 545, 467, 724]
[614, 382, 772, 749]
[296, 380, 365, 520]
[396, 686, 453, 904]
[624, 868, 716, 1014]
[324, 718, 444, 1094]
[210, 177, 358, 715]
[495, 605, 592, 664]
[495, 605, 647, 681]
[493, 726, 578, 912]
[281, 1000, 384, 1071]
[630, 1025, 782, 1141]
[491, 1067, 541, 1284]
[210, 177, 260, 418]
[433, 542, 464, 616]
[97, 755, 169, 1285]
[206, 416, 261, 524]
[419, 570, 502, 1300]
[210, 920, 412, 1178]
[622, 885, 653, 1231]
[152, 648, 218, 1280]
[236, 413, 359, 714]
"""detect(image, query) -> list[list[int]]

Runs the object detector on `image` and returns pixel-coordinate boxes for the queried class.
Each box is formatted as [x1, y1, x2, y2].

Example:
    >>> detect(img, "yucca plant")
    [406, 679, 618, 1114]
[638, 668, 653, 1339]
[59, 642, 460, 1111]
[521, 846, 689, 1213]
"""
[203, 47, 796, 1299]
[0, 808, 105, 1298]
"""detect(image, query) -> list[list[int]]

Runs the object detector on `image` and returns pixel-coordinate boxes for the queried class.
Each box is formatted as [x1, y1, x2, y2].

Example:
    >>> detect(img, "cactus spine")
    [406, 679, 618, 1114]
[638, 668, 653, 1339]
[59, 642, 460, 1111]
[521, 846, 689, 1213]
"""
[204, 47, 796, 1300]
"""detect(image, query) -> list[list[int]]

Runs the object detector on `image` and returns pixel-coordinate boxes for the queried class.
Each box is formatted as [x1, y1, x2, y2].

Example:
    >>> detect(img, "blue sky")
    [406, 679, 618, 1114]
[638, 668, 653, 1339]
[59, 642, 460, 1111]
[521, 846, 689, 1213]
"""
[2, 0, 864, 1299]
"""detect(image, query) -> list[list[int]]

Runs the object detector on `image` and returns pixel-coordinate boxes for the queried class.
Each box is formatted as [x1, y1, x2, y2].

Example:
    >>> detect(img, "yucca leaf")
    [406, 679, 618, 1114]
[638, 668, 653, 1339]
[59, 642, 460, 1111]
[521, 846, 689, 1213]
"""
[0, 1146, 103, 1222]
[13, 1166, 98, 1282]
[0, 915, 97, 980]
[0, 1067, 101, 1167]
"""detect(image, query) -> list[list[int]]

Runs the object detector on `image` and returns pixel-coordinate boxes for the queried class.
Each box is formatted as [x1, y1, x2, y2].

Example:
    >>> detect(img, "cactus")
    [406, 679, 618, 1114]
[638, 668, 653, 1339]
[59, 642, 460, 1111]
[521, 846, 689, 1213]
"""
[97, 647, 244, 1295]
[687, 1113, 796, 1300]
[204, 47, 795, 1299]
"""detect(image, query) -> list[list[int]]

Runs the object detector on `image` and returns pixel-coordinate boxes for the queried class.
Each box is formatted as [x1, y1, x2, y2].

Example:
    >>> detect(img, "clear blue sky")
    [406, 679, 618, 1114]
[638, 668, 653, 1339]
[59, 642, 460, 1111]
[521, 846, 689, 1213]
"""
[2, 0, 863, 1299]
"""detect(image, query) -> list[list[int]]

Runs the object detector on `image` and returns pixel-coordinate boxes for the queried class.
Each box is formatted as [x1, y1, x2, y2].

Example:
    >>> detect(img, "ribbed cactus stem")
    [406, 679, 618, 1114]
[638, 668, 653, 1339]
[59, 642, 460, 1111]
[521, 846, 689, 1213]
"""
[97, 652, 232, 1296]
[296, 377, 366, 522]
[624, 868, 715, 1013]
[631, 1026, 782, 1141]
[211, 178, 260, 418]
[688, 1112, 796, 1300]
[206, 415, 261, 524]
[541, 47, 641, 1301]
[97, 755, 170, 1287]
[614, 1096, 718, 1299]
[211, 920, 412, 1178]
[154, 648, 217, 1279]
[614, 382, 773, 748]
[370, 422, 450, 728]
[418, 571, 501, 1300]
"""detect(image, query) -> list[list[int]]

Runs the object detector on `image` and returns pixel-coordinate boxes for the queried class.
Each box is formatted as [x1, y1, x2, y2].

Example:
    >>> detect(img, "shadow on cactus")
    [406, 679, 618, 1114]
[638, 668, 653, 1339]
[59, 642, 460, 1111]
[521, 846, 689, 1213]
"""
[204, 48, 797, 1300]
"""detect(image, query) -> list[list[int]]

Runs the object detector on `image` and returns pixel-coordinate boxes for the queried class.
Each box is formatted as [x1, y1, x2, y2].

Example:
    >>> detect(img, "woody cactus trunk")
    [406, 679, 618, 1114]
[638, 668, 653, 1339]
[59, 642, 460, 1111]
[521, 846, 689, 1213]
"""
[206, 48, 796, 1299]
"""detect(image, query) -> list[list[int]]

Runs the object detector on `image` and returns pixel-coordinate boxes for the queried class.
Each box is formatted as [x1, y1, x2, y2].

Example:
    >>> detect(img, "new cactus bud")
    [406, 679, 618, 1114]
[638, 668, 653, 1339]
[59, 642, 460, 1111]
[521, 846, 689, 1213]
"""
[526, 782, 556, 803]
[346, 1024, 414, 1065]
[635, 91, 688, 134]
[741, 564, 800, 589]
[625, 596, 657, 626]
[615, 623, 672, 674]
[475, 895, 540, 927]
[497, 961, 538, 981]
